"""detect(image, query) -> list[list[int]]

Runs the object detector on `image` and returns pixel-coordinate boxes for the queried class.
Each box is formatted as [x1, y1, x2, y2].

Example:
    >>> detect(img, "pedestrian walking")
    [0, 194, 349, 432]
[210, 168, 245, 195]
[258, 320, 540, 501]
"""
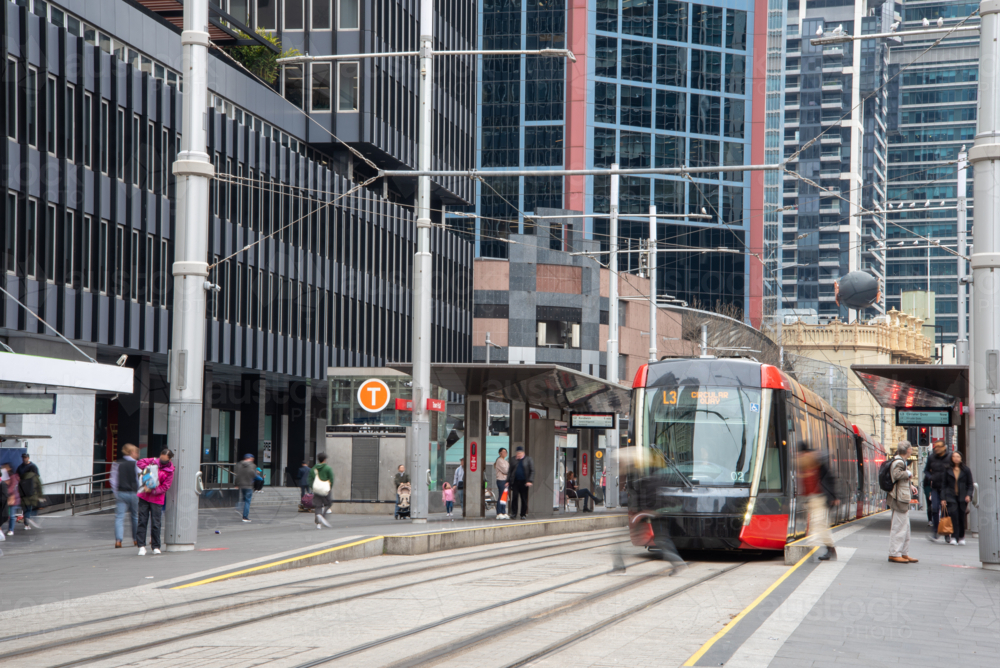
[135, 449, 174, 556]
[17, 453, 43, 531]
[235, 453, 257, 523]
[887, 441, 919, 564]
[942, 451, 973, 546]
[494, 449, 509, 504]
[507, 447, 534, 520]
[310, 453, 335, 528]
[393, 464, 410, 519]
[111, 443, 141, 548]
[443, 482, 455, 517]
[797, 442, 840, 561]
[297, 461, 312, 499]
[565, 471, 598, 512]
[453, 458, 465, 509]
[2, 463, 20, 536]
[924, 439, 952, 542]
[0, 472, 8, 544]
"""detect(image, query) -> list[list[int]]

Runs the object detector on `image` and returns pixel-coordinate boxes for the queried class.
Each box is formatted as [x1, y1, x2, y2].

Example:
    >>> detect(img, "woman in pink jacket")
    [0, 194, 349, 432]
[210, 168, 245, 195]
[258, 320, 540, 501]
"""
[135, 449, 175, 556]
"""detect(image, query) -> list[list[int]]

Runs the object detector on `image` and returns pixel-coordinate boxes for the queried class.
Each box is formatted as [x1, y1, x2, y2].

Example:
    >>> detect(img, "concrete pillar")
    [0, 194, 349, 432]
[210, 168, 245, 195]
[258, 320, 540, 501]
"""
[527, 418, 556, 517]
[287, 381, 312, 487]
[239, 373, 266, 464]
[464, 394, 488, 517]
[118, 356, 150, 456]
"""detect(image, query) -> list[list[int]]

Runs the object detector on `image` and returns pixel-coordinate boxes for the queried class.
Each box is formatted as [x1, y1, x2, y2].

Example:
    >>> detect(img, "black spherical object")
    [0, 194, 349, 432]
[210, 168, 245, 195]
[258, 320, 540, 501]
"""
[835, 271, 881, 309]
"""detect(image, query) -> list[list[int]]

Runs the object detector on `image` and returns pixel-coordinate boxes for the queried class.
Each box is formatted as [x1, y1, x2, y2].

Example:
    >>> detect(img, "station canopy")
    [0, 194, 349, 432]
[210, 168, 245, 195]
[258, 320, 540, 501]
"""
[389, 364, 632, 415]
[850, 364, 968, 409]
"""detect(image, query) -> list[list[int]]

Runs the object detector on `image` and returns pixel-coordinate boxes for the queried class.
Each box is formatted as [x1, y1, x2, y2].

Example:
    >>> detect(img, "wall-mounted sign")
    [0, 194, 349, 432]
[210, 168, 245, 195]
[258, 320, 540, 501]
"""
[0, 394, 57, 415]
[569, 412, 616, 429]
[262, 439, 272, 464]
[357, 379, 391, 413]
[896, 408, 952, 427]
[582, 452, 588, 476]
[595, 450, 604, 459]
[427, 398, 446, 412]
[470, 441, 478, 472]
[394, 398, 413, 411]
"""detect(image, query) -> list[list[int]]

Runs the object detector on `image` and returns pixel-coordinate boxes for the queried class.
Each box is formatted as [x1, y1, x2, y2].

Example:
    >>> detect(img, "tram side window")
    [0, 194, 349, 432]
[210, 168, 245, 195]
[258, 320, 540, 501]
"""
[760, 405, 783, 492]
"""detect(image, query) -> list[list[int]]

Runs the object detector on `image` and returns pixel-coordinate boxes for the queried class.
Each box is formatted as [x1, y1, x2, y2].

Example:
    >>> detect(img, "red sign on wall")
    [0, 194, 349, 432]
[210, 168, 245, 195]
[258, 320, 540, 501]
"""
[427, 398, 446, 412]
[470, 441, 478, 472]
[394, 398, 414, 411]
[582, 453, 588, 476]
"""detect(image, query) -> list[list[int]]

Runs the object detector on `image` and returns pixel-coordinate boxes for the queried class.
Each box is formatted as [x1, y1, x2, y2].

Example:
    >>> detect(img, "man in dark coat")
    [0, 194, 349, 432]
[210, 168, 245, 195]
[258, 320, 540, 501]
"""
[923, 440, 951, 541]
[507, 447, 534, 520]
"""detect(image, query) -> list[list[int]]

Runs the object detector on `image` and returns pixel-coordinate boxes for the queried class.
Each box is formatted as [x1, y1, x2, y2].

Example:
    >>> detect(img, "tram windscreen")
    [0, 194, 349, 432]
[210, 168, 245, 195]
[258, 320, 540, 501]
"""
[644, 387, 762, 486]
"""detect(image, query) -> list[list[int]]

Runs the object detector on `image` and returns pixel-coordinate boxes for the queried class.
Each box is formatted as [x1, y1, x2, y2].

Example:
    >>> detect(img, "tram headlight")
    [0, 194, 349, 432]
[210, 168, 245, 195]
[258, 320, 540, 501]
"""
[742, 498, 756, 526]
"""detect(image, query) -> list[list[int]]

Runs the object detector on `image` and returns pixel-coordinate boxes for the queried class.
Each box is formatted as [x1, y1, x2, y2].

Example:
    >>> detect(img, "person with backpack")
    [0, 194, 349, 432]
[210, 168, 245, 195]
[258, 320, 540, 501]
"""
[111, 443, 141, 548]
[924, 439, 952, 542]
[135, 449, 174, 556]
[235, 453, 257, 523]
[942, 451, 974, 545]
[797, 442, 840, 561]
[17, 454, 43, 530]
[309, 453, 335, 528]
[886, 441, 919, 563]
[2, 463, 20, 535]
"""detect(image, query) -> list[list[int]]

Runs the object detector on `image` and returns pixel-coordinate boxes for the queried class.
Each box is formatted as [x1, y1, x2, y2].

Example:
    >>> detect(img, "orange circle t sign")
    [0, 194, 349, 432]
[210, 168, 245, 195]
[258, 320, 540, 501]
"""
[358, 379, 391, 413]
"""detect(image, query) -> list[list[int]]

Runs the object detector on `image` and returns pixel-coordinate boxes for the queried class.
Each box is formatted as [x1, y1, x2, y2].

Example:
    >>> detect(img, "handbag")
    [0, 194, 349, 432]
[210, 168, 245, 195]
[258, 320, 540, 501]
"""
[312, 473, 331, 497]
[937, 500, 954, 535]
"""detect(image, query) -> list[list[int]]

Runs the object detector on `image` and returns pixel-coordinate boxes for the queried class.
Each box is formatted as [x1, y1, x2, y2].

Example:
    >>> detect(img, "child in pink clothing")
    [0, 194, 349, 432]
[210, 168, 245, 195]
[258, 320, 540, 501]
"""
[442, 483, 455, 516]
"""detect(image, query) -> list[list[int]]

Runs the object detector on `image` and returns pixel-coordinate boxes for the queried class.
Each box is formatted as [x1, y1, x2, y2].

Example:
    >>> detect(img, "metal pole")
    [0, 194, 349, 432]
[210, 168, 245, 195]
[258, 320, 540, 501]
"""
[700, 324, 709, 358]
[605, 164, 620, 509]
[406, 0, 434, 524]
[165, 0, 213, 551]
[485, 332, 491, 364]
[957, 150, 969, 365]
[649, 205, 657, 363]
[969, 1, 1000, 569]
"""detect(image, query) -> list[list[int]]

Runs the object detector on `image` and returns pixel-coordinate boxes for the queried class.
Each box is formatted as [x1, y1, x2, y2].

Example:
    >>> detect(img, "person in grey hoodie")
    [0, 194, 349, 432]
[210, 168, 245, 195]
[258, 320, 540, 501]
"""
[235, 453, 257, 523]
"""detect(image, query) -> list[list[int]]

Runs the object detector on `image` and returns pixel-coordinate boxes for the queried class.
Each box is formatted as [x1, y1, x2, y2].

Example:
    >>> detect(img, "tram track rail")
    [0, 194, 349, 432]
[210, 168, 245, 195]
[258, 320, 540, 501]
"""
[4, 532, 630, 665]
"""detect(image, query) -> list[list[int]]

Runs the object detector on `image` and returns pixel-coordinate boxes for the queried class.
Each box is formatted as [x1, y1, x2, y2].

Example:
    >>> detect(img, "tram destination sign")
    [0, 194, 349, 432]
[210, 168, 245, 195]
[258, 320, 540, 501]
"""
[896, 408, 952, 427]
[569, 412, 616, 429]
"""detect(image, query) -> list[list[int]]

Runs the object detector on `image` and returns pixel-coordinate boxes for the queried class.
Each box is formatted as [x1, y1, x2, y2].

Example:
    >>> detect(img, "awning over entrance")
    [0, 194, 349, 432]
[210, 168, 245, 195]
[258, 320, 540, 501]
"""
[850, 364, 968, 409]
[0, 353, 134, 394]
[388, 364, 632, 415]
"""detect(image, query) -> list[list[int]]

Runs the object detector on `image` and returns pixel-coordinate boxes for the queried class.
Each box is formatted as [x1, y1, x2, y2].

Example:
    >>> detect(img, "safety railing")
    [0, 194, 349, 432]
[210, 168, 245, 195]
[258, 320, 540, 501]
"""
[200, 462, 237, 489]
[40, 470, 115, 515]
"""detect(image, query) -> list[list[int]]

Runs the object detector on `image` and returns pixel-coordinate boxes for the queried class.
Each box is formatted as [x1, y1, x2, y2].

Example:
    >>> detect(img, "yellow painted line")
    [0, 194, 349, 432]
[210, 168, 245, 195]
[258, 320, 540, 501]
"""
[785, 509, 889, 547]
[390, 514, 625, 539]
[170, 536, 384, 590]
[681, 546, 819, 667]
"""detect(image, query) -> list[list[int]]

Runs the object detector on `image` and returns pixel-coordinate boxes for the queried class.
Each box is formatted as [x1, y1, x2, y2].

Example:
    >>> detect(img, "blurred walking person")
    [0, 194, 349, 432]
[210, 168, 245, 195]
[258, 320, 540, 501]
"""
[924, 439, 951, 542]
[494, 449, 509, 506]
[310, 453, 335, 528]
[508, 447, 534, 520]
[136, 449, 174, 556]
[3, 463, 19, 536]
[111, 443, 141, 548]
[943, 451, 973, 546]
[17, 454, 43, 531]
[235, 453, 257, 523]
[297, 461, 312, 499]
[453, 458, 465, 510]
[887, 441, 918, 564]
[797, 442, 840, 561]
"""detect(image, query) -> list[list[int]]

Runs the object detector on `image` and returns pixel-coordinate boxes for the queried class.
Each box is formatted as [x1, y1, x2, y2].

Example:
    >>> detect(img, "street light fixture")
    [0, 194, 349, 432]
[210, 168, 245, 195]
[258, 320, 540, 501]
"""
[811, 24, 978, 46]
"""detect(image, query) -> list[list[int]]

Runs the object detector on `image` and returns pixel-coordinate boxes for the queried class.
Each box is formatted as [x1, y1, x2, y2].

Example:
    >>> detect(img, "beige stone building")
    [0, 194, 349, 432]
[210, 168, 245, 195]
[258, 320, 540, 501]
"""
[781, 309, 934, 447]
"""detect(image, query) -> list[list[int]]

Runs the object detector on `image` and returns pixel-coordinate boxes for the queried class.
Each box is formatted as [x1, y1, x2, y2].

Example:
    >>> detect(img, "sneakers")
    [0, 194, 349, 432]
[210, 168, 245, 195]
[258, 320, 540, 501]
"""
[138, 546, 146, 556]
[23, 525, 31, 531]
[152, 548, 161, 555]
[325, 507, 333, 515]
[242, 518, 251, 523]
[317, 515, 331, 527]
[927, 534, 939, 543]
[5, 531, 11, 536]
[316, 524, 322, 530]
[958, 538, 967, 545]
[946, 536, 955, 545]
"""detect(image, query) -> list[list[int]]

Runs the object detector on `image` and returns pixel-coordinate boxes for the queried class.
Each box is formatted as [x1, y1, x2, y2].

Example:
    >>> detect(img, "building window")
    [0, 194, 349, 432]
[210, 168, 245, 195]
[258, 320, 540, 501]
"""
[690, 137, 719, 168]
[620, 85, 652, 128]
[524, 126, 563, 167]
[5, 192, 16, 275]
[655, 134, 682, 168]
[285, 0, 304, 30]
[81, 215, 91, 291]
[146, 234, 154, 303]
[725, 54, 746, 95]
[313, 0, 332, 29]
[65, 83, 75, 162]
[162, 128, 169, 193]
[148, 121, 155, 191]
[726, 9, 748, 50]
[594, 127, 616, 167]
[225, 158, 233, 220]
[26, 66, 38, 147]
[117, 108, 125, 180]
[622, 0, 654, 38]
[46, 75, 57, 154]
[595, 36, 617, 78]
[658, 0, 687, 41]
[43, 204, 56, 283]
[83, 92, 92, 168]
[257, 0, 277, 30]
[339, 0, 359, 30]
[595, 82, 617, 123]
[691, 50, 722, 92]
[131, 229, 140, 301]
[100, 100, 110, 175]
[116, 224, 126, 298]
[99, 220, 108, 294]
[620, 130, 651, 168]
[690, 94, 720, 135]
[596, 0, 617, 32]
[692, 4, 723, 47]
[284, 65, 304, 108]
[656, 45, 686, 87]
[724, 99, 745, 138]
[311, 63, 332, 111]
[6, 58, 16, 140]
[132, 115, 141, 185]
[621, 41, 652, 83]
[63, 209, 76, 287]
[337, 62, 359, 112]
[25, 199, 37, 279]
[161, 239, 168, 307]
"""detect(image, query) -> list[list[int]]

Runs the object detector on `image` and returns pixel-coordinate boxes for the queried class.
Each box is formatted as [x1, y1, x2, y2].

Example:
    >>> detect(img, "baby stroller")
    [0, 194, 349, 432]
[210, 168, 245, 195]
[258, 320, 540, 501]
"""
[395, 482, 412, 519]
